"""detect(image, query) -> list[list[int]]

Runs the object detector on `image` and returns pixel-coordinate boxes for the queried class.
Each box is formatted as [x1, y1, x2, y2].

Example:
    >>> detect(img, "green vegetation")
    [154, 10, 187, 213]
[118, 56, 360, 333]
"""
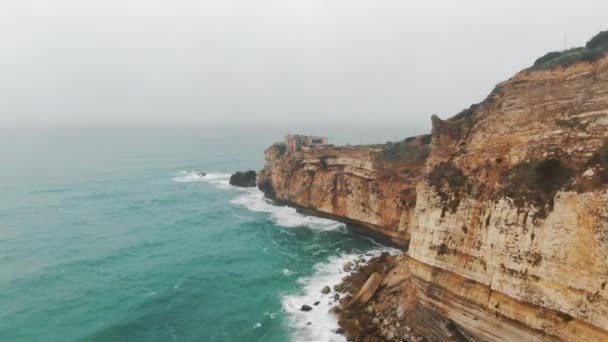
[428, 162, 467, 193]
[586, 30, 608, 49]
[273, 143, 286, 156]
[531, 30, 608, 70]
[427, 162, 468, 216]
[452, 103, 480, 120]
[376, 141, 429, 163]
[498, 158, 572, 218]
[420, 134, 432, 145]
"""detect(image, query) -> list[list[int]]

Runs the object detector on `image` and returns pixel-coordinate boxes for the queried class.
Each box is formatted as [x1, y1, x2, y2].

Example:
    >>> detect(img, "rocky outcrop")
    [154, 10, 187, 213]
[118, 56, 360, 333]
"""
[229, 170, 257, 187]
[257, 137, 429, 246]
[258, 54, 608, 340]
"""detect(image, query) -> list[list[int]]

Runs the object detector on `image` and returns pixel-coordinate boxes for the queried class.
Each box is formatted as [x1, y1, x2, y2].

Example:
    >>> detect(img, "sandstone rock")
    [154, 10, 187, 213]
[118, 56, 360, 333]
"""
[337, 319, 361, 341]
[396, 305, 406, 321]
[229, 170, 257, 187]
[329, 306, 341, 314]
[321, 285, 331, 294]
[258, 45, 608, 342]
[348, 273, 383, 307]
[583, 168, 595, 177]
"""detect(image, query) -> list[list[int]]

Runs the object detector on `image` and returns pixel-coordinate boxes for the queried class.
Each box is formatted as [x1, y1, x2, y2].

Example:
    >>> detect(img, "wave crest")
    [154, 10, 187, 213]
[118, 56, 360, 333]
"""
[172, 171, 232, 189]
[282, 248, 399, 342]
[231, 190, 344, 231]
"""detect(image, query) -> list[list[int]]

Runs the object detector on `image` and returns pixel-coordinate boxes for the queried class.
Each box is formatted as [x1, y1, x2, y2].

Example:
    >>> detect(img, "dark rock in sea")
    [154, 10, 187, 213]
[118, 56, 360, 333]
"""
[335, 328, 345, 335]
[306, 322, 312, 325]
[314, 301, 320, 306]
[229, 170, 257, 187]
[198, 172, 206, 177]
[321, 285, 331, 294]
[301, 304, 312, 312]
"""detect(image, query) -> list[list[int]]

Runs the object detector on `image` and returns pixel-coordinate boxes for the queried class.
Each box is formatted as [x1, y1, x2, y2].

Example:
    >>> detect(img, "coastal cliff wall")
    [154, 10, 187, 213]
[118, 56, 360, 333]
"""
[258, 55, 608, 341]
[257, 141, 428, 246]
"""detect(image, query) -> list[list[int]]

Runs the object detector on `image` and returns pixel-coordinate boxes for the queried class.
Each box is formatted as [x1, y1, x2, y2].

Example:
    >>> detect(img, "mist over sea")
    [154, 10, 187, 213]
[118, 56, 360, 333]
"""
[0, 125, 412, 341]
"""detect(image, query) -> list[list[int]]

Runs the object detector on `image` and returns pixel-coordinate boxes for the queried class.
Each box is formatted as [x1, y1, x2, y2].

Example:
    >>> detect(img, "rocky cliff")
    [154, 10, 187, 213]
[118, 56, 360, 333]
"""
[258, 52, 608, 340]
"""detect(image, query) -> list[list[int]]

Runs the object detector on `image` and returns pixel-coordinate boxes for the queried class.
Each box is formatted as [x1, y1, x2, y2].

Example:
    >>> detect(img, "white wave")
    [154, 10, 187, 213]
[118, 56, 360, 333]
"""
[283, 268, 296, 276]
[282, 248, 400, 342]
[172, 171, 233, 189]
[230, 189, 345, 231]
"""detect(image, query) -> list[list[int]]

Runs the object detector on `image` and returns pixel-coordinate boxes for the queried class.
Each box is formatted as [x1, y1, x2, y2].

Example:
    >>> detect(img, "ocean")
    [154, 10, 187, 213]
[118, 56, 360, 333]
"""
[0, 126, 410, 342]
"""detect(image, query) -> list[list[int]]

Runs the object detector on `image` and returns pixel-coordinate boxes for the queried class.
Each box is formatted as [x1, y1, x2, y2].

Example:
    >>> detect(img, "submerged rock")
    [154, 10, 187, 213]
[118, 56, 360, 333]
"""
[229, 170, 257, 187]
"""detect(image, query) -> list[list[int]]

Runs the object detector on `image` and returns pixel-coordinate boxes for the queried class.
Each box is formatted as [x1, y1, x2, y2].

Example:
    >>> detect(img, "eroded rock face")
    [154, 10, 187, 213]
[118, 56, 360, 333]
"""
[257, 141, 427, 246]
[258, 56, 608, 340]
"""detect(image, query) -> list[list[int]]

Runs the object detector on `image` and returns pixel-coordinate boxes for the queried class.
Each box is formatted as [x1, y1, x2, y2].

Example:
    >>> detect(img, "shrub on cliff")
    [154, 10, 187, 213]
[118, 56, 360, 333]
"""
[452, 103, 480, 120]
[586, 30, 608, 49]
[376, 141, 429, 163]
[427, 162, 468, 216]
[420, 134, 432, 145]
[531, 30, 608, 70]
[534, 51, 564, 66]
[273, 143, 286, 156]
[497, 158, 572, 217]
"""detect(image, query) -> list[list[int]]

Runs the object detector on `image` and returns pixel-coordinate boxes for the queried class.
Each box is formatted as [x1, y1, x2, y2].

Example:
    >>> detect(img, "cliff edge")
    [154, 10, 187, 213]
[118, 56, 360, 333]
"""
[258, 33, 608, 341]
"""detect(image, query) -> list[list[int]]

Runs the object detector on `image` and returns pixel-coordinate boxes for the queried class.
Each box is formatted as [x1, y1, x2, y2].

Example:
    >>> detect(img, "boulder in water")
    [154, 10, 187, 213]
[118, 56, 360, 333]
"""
[229, 170, 257, 187]
[301, 304, 313, 311]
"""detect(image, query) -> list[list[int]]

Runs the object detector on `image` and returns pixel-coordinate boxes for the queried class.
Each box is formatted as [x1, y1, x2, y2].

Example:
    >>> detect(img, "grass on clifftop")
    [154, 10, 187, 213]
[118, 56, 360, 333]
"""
[531, 30, 608, 70]
[376, 135, 430, 163]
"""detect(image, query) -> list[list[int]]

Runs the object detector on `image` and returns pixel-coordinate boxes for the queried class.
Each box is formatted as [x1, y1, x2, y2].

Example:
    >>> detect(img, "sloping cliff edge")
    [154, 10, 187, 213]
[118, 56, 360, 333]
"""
[258, 55, 608, 341]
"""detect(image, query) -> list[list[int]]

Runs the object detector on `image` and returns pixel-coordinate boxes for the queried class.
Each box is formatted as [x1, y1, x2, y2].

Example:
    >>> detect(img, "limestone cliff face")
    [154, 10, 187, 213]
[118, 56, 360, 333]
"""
[258, 56, 608, 341]
[257, 142, 426, 246]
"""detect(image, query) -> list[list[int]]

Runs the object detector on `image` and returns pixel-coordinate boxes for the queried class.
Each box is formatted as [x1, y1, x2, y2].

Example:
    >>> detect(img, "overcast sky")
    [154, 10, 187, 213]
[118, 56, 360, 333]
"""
[1, 0, 606, 128]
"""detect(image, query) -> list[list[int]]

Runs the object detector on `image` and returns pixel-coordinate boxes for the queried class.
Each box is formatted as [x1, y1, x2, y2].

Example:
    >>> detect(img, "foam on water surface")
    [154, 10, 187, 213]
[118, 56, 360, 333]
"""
[281, 248, 400, 342]
[231, 189, 345, 231]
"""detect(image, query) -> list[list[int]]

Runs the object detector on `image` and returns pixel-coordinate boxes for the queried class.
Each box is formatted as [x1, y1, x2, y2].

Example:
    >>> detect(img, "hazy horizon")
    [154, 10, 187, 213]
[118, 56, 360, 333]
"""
[1, 0, 607, 128]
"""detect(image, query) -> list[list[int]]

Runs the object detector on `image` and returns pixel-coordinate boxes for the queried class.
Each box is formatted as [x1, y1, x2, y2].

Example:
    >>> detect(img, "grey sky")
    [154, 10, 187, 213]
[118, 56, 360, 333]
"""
[1, 0, 606, 128]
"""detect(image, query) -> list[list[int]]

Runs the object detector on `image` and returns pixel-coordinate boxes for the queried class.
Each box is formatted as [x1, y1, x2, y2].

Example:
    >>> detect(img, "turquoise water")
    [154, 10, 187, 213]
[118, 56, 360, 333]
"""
[0, 126, 403, 342]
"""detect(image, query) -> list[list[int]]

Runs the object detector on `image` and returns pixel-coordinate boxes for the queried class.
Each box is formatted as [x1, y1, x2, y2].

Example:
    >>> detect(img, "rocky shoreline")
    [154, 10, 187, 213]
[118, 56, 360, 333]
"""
[263, 33, 608, 341]
[299, 252, 434, 342]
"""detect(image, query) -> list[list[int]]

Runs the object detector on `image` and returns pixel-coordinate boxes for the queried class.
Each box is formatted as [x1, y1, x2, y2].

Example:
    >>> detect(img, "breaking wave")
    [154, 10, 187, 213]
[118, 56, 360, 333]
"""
[281, 248, 400, 342]
[231, 190, 345, 231]
[172, 171, 232, 189]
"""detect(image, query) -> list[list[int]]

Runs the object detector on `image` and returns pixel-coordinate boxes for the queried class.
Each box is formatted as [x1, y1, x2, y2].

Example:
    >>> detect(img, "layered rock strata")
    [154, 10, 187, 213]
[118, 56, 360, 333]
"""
[258, 56, 608, 340]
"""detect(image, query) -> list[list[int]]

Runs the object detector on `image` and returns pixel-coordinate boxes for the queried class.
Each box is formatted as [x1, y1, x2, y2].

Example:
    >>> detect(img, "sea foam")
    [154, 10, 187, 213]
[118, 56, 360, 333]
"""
[172, 171, 232, 189]
[281, 247, 400, 342]
[231, 190, 344, 231]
